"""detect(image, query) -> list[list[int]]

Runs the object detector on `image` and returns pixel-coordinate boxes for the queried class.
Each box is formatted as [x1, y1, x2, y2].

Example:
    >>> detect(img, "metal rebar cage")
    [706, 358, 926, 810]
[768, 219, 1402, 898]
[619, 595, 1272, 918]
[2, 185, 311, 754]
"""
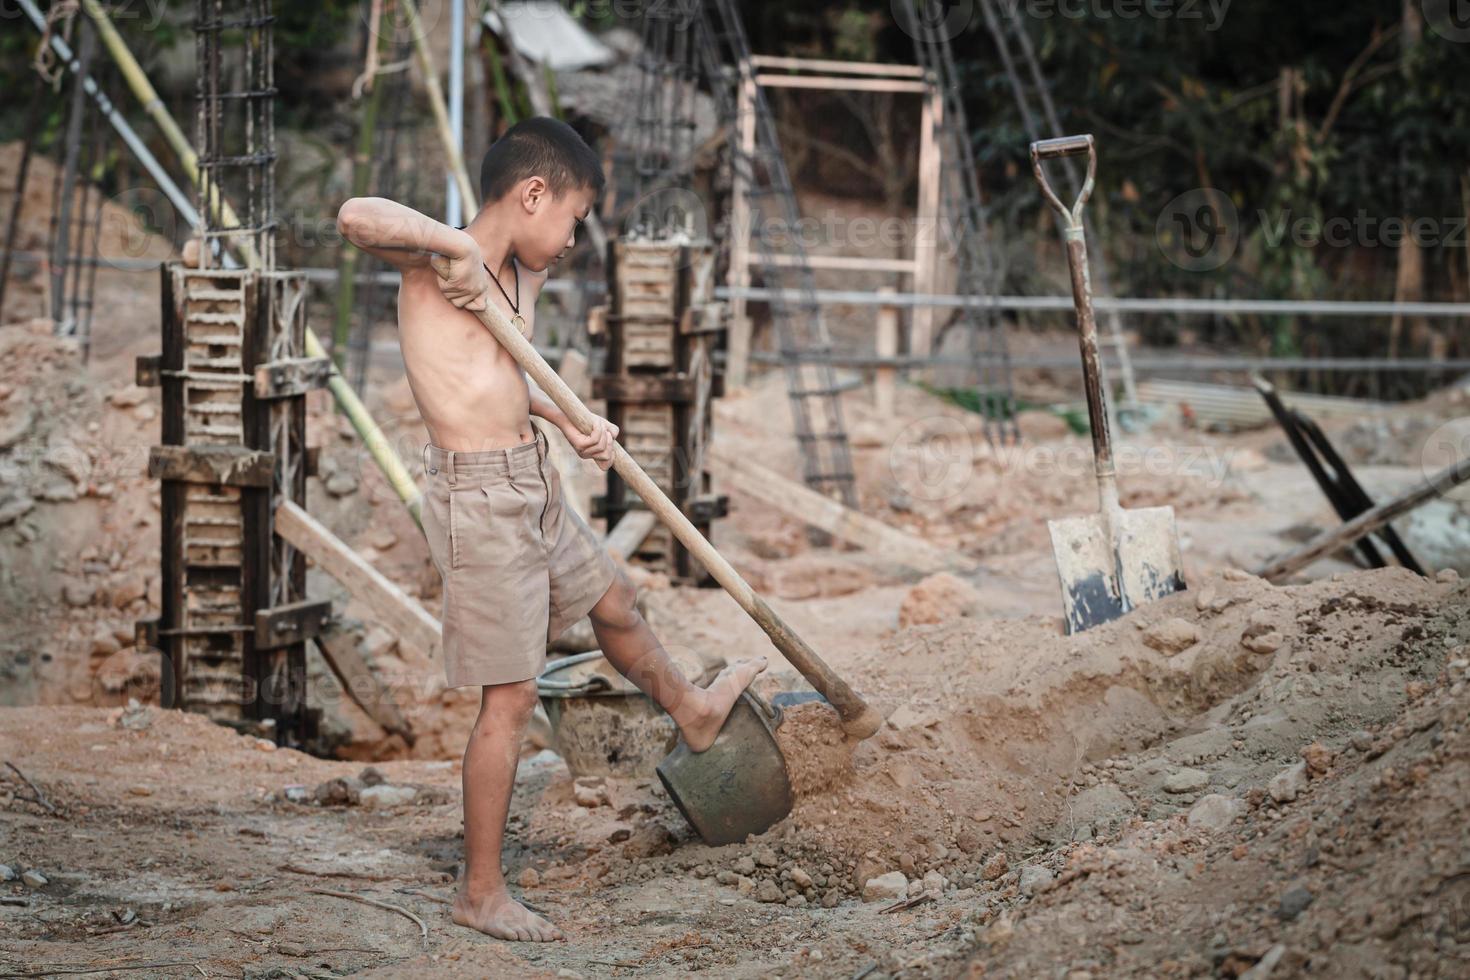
[193, 0, 278, 271]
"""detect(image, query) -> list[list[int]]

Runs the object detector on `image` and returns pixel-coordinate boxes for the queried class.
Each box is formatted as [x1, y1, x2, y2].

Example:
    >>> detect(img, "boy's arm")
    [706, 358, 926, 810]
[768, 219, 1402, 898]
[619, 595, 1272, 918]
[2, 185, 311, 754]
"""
[335, 196, 471, 270]
[337, 197, 492, 311]
[529, 381, 618, 471]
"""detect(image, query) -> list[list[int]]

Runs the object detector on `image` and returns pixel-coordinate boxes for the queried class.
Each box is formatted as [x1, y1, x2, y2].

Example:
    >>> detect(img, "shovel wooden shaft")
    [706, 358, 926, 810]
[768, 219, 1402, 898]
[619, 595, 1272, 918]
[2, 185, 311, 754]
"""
[1064, 232, 1118, 503]
[470, 299, 883, 739]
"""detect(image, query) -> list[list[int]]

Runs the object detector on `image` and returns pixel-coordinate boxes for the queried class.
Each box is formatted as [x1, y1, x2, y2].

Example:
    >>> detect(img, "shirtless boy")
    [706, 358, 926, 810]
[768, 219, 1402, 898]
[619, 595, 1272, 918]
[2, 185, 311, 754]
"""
[335, 117, 766, 942]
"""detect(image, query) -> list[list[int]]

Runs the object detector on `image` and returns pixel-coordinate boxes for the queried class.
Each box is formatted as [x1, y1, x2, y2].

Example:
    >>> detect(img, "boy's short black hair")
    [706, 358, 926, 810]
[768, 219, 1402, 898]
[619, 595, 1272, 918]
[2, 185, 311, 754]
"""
[479, 116, 605, 205]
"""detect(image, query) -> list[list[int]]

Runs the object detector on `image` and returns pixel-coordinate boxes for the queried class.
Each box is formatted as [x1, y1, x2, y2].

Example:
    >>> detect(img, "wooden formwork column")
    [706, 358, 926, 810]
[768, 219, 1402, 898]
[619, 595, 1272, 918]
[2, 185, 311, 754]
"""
[248, 271, 316, 740]
[595, 240, 728, 585]
[138, 263, 328, 744]
[148, 265, 258, 723]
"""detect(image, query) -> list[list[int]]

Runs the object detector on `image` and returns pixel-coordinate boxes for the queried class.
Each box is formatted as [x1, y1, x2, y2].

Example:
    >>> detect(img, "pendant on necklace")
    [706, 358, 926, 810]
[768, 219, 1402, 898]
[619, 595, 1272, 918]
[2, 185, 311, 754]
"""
[511, 313, 526, 334]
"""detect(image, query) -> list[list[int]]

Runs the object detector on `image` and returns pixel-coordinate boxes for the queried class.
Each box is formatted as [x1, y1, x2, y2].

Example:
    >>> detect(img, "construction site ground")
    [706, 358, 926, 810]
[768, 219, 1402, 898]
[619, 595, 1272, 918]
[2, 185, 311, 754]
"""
[3, 141, 1470, 978]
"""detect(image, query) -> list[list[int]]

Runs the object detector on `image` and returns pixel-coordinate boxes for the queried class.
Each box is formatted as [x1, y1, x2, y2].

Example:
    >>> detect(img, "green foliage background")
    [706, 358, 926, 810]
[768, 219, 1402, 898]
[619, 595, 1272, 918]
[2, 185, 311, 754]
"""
[3, 0, 1467, 383]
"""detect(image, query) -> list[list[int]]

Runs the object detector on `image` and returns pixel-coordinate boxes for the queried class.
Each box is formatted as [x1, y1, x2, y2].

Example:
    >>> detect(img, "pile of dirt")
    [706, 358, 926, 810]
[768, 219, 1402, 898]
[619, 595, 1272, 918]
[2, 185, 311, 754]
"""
[959, 605, 1470, 977]
[586, 567, 1465, 918]
[0, 318, 162, 709]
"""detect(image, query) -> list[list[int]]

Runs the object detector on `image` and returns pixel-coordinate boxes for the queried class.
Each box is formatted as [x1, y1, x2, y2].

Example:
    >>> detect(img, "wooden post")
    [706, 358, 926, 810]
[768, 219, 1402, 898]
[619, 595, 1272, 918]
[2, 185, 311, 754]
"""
[911, 83, 941, 363]
[875, 286, 898, 417]
[725, 63, 758, 389]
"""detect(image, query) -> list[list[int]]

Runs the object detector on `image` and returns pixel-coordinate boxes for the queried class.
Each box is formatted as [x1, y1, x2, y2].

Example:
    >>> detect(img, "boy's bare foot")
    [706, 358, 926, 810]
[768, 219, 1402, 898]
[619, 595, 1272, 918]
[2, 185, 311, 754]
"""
[452, 888, 564, 942]
[676, 655, 768, 753]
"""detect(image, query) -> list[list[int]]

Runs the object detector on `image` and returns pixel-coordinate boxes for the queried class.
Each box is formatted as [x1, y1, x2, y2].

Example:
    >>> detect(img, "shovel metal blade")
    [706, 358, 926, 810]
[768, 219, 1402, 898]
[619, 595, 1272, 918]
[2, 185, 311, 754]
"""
[1049, 504, 1186, 634]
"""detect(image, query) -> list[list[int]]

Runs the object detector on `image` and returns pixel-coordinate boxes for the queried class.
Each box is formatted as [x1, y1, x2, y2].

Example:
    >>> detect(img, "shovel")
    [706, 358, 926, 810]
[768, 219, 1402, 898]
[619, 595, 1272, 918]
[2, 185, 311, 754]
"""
[1031, 135, 1187, 633]
[464, 282, 883, 836]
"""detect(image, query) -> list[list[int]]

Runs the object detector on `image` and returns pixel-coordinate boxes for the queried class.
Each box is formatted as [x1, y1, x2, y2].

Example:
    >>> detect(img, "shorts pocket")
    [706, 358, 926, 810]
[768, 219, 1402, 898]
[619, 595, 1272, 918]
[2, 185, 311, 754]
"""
[448, 488, 464, 570]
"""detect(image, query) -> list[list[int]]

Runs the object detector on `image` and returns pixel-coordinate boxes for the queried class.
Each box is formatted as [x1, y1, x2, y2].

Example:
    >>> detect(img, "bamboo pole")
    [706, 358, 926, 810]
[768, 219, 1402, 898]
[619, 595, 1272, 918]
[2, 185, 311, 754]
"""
[78, 0, 260, 270]
[401, 0, 478, 211]
[332, 20, 394, 373]
[482, 27, 520, 127]
[79, 0, 426, 522]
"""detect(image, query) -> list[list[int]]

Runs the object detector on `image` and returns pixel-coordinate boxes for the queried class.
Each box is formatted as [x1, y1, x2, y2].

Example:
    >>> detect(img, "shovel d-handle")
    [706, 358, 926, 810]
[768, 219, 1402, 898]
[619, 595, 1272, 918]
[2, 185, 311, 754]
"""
[467, 296, 884, 740]
[1030, 134, 1098, 230]
[1030, 134, 1118, 508]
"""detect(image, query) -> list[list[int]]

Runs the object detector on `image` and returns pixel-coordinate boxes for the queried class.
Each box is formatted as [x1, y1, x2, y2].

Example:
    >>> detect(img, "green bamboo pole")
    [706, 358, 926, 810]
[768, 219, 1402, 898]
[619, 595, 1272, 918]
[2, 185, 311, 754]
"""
[482, 29, 520, 126]
[401, 0, 478, 211]
[543, 63, 561, 119]
[332, 27, 393, 373]
[78, 0, 259, 271]
[80, 0, 426, 523]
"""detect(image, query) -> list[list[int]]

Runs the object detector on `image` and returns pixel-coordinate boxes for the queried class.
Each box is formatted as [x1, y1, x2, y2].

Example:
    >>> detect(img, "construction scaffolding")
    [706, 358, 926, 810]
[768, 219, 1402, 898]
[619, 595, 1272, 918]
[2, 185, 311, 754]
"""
[608, 0, 860, 508]
[900, 0, 1019, 445]
[975, 0, 1139, 420]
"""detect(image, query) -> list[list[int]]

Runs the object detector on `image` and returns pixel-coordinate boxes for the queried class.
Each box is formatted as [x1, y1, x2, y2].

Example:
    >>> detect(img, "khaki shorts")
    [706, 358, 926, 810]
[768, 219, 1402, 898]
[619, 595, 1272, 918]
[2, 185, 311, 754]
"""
[420, 425, 617, 688]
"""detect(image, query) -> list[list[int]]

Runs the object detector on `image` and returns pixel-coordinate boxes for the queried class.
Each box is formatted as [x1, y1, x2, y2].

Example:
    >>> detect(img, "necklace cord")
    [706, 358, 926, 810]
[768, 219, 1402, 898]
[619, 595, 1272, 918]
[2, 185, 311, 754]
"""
[482, 257, 520, 315]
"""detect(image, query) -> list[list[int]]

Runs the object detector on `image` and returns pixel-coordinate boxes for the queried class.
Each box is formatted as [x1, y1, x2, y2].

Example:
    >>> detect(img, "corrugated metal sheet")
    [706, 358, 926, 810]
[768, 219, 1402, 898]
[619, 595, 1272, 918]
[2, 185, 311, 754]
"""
[482, 2, 615, 72]
[1136, 379, 1389, 430]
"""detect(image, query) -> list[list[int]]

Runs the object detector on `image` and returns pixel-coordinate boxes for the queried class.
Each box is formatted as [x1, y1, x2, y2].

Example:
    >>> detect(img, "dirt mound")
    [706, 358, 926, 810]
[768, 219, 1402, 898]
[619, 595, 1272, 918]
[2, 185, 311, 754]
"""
[960, 619, 1470, 977]
[663, 568, 1465, 910]
[0, 319, 163, 708]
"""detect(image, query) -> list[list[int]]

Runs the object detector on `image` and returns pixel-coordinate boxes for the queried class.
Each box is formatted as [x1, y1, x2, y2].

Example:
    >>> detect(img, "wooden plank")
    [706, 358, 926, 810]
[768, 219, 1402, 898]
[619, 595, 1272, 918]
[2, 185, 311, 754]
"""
[754, 74, 929, 93]
[604, 511, 657, 562]
[254, 598, 333, 649]
[1136, 379, 1386, 429]
[710, 447, 965, 576]
[748, 54, 926, 78]
[592, 374, 697, 403]
[558, 347, 591, 398]
[585, 304, 608, 339]
[273, 499, 442, 657]
[912, 87, 941, 360]
[312, 624, 414, 744]
[876, 287, 899, 416]
[725, 67, 757, 388]
[253, 356, 333, 398]
[1256, 455, 1470, 582]
[148, 444, 275, 487]
[752, 253, 919, 273]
